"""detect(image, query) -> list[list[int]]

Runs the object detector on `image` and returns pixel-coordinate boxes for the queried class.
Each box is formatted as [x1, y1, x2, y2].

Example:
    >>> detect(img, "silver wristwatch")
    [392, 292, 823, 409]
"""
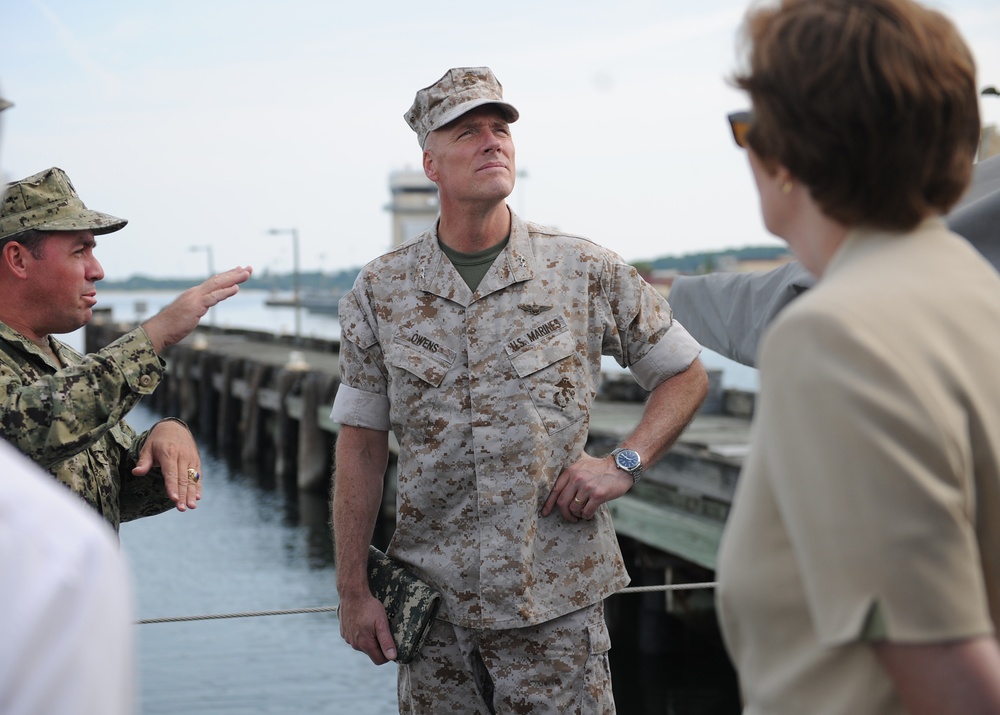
[610, 447, 643, 484]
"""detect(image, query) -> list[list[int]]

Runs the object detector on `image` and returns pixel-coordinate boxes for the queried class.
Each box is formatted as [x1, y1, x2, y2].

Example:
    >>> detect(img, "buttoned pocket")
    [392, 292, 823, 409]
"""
[339, 290, 378, 350]
[386, 332, 457, 388]
[583, 619, 614, 714]
[506, 322, 589, 434]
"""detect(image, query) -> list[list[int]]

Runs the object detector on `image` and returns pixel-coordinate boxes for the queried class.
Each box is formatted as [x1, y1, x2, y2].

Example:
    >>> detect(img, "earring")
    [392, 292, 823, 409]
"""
[780, 180, 793, 194]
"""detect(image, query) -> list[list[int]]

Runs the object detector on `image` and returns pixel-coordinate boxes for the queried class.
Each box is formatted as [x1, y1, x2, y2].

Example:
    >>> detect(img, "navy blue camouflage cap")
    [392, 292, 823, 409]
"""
[0, 167, 127, 240]
[404, 67, 519, 149]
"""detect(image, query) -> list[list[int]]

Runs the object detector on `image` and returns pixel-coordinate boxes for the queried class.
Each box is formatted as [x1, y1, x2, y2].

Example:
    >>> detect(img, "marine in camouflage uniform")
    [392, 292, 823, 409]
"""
[0, 321, 175, 529]
[0, 167, 252, 531]
[337, 212, 702, 626]
[332, 67, 709, 714]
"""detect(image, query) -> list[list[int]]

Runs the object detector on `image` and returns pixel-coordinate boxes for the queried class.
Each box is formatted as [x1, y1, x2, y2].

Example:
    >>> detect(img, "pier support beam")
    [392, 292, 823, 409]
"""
[196, 351, 222, 439]
[177, 347, 199, 427]
[216, 357, 242, 450]
[274, 369, 303, 485]
[241, 362, 271, 466]
[298, 372, 337, 492]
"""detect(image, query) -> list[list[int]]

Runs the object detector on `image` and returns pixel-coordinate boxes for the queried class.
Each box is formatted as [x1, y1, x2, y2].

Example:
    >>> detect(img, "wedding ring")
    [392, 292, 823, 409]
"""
[573, 497, 584, 504]
[187, 468, 201, 484]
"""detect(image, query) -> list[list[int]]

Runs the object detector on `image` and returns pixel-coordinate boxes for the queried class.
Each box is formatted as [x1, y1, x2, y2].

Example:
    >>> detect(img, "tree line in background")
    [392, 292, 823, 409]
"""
[100, 267, 360, 294]
[99, 245, 790, 292]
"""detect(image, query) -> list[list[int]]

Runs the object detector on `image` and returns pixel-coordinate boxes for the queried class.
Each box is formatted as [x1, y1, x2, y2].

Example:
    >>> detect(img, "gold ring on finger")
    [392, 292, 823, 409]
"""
[187, 468, 201, 484]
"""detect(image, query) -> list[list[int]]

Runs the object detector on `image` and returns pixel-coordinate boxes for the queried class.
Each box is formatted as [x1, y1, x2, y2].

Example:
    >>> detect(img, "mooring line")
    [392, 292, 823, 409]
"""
[138, 606, 341, 625]
[618, 581, 717, 594]
[136, 582, 717, 625]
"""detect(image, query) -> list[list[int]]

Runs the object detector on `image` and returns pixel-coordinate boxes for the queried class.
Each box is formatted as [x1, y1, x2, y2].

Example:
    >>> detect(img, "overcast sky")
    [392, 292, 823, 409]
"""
[2, 0, 998, 281]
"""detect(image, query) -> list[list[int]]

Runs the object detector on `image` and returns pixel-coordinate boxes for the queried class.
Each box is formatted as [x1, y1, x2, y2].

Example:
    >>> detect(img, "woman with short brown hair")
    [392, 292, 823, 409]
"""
[715, 0, 1000, 713]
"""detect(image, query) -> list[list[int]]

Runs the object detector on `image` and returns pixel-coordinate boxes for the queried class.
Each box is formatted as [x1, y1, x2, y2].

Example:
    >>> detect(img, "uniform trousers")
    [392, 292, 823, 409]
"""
[398, 601, 615, 714]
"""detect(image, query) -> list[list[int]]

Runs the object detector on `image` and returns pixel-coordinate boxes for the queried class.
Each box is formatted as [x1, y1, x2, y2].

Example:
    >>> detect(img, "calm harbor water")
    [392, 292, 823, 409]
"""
[120, 404, 399, 715]
[71, 289, 747, 714]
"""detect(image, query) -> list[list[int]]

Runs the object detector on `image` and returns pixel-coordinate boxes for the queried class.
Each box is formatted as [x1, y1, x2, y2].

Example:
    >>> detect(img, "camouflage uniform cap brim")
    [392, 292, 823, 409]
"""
[404, 66, 519, 149]
[0, 166, 127, 241]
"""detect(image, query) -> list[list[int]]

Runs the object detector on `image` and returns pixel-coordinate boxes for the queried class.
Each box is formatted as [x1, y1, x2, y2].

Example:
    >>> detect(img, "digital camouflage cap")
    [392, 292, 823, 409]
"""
[404, 67, 519, 149]
[0, 167, 127, 241]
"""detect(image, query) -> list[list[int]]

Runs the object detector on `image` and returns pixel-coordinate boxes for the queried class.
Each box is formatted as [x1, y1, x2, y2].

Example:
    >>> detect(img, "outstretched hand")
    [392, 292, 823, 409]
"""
[133, 419, 202, 511]
[142, 265, 253, 352]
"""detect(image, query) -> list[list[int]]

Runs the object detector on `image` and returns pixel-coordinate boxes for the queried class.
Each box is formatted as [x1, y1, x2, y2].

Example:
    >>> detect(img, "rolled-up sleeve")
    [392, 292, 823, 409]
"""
[606, 261, 702, 391]
[332, 288, 391, 431]
[629, 319, 702, 391]
[330, 384, 391, 431]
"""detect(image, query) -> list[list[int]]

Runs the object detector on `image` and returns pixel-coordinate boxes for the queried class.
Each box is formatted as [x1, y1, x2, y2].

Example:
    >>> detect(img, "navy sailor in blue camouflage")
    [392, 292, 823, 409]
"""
[0, 167, 252, 531]
[332, 68, 709, 713]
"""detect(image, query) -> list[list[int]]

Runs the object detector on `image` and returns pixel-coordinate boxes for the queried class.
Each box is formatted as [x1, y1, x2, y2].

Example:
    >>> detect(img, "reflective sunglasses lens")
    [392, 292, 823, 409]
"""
[728, 111, 752, 149]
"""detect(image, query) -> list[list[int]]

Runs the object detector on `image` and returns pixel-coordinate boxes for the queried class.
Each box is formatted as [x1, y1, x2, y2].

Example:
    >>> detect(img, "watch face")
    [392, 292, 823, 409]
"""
[615, 449, 641, 471]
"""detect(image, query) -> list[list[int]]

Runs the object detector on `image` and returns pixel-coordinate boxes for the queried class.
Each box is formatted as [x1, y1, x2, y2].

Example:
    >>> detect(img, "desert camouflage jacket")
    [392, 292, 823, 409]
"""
[0, 322, 171, 530]
[333, 210, 702, 628]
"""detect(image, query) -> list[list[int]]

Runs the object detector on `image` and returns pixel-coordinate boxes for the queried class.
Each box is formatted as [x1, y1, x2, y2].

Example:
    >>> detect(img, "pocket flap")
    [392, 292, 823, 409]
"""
[387, 332, 457, 387]
[587, 620, 612, 655]
[507, 326, 575, 379]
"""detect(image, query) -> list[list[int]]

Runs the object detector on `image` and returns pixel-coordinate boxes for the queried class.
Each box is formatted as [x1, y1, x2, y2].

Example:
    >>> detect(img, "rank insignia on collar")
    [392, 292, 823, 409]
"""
[518, 303, 552, 315]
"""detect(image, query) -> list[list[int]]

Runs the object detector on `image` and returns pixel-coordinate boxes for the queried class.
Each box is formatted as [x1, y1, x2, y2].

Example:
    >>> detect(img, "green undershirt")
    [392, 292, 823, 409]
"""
[439, 236, 510, 292]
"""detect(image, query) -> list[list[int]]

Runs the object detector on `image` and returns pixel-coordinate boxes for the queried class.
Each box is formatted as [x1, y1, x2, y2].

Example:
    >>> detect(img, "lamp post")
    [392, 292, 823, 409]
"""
[267, 227, 301, 343]
[982, 87, 1000, 162]
[189, 244, 216, 328]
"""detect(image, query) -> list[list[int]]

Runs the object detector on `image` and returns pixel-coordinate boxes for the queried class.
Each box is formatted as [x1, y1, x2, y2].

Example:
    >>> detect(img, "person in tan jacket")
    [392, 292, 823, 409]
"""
[714, 1, 1000, 713]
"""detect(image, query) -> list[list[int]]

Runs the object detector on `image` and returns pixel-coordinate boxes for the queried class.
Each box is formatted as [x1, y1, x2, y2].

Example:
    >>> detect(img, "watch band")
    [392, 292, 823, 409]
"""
[610, 447, 643, 484]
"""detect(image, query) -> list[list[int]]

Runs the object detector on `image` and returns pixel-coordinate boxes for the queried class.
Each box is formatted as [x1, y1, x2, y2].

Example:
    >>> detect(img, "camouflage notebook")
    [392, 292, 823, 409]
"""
[367, 545, 442, 664]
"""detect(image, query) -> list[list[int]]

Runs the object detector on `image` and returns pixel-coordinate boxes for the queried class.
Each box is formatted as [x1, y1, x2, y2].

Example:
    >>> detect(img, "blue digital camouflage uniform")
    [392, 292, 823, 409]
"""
[332, 210, 702, 630]
[0, 321, 173, 531]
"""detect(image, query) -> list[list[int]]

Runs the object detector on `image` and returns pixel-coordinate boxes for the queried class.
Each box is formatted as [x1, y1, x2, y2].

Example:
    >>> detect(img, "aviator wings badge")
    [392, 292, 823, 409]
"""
[518, 303, 553, 316]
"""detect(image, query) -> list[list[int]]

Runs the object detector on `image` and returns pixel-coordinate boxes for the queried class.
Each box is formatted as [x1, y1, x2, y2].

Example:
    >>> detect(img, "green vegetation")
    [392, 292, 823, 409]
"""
[100, 267, 362, 293]
[645, 245, 790, 273]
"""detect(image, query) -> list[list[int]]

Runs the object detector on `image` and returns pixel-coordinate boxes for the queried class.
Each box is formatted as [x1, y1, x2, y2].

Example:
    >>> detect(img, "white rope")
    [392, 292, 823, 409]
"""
[136, 582, 718, 625]
[139, 606, 340, 625]
[618, 581, 716, 594]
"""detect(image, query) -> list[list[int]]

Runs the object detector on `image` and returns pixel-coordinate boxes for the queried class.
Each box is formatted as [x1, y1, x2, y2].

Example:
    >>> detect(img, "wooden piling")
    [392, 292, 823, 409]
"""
[241, 362, 271, 467]
[297, 372, 337, 492]
[216, 356, 242, 450]
[274, 368, 303, 485]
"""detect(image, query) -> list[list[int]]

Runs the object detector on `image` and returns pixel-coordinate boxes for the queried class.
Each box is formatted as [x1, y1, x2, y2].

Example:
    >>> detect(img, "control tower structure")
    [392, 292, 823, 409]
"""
[387, 170, 439, 249]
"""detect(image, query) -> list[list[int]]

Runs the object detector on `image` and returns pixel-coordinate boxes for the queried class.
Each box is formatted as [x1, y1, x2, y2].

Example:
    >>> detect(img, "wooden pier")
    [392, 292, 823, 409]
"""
[87, 311, 755, 639]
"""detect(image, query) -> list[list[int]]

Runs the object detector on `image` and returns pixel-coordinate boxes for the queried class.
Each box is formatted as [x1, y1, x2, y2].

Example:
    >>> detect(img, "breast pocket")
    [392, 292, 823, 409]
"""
[507, 324, 588, 434]
[386, 331, 457, 388]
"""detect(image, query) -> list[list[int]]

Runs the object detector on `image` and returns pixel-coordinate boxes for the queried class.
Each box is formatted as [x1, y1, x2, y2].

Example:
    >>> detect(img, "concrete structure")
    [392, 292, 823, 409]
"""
[386, 170, 439, 249]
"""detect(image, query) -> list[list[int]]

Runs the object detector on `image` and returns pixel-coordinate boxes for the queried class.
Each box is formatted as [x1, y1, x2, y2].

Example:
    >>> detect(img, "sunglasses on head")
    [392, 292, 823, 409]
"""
[727, 110, 752, 149]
